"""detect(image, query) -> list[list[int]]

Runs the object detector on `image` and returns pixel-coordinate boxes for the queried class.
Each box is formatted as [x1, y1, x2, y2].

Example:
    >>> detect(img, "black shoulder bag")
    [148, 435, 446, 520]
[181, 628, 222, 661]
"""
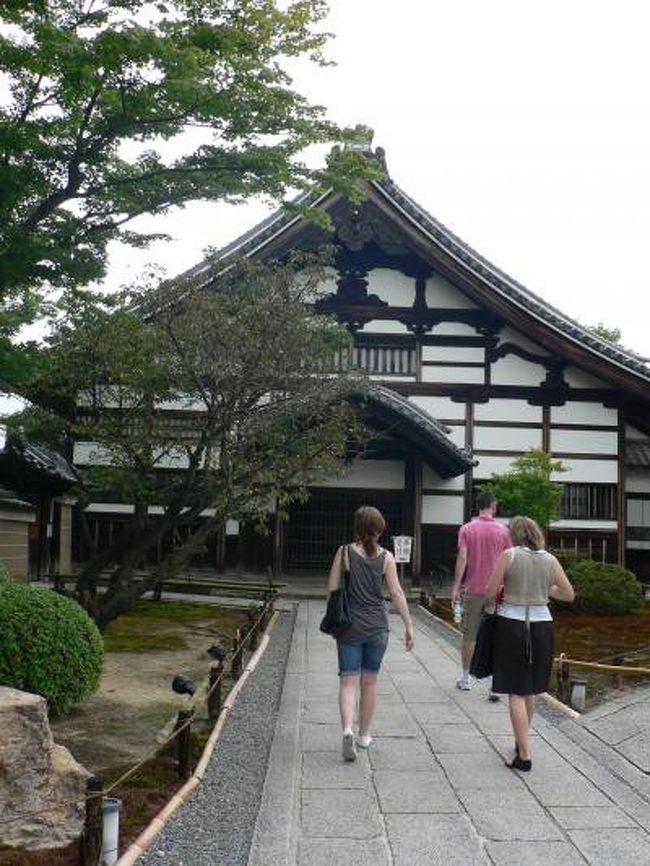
[320, 545, 352, 637]
[469, 609, 498, 679]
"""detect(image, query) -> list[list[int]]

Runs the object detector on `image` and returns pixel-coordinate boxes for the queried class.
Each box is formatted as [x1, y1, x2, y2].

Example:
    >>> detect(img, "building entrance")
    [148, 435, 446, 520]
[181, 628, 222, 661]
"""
[283, 488, 406, 573]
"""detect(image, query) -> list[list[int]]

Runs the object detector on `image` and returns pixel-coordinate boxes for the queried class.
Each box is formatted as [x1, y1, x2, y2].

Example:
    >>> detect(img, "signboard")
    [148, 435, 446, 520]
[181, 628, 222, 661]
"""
[392, 535, 413, 564]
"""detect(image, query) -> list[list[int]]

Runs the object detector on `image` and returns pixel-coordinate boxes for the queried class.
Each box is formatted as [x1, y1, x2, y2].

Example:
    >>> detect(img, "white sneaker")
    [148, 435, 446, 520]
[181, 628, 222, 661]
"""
[357, 734, 372, 749]
[456, 674, 472, 691]
[342, 731, 357, 761]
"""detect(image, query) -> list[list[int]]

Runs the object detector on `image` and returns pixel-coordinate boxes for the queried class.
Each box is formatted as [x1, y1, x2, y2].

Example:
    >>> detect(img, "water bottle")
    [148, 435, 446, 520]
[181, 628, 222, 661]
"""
[453, 600, 463, 624]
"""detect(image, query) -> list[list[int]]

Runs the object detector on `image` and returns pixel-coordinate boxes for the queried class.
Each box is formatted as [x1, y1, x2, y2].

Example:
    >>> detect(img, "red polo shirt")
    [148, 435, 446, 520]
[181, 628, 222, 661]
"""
[458, 516, 511, 594]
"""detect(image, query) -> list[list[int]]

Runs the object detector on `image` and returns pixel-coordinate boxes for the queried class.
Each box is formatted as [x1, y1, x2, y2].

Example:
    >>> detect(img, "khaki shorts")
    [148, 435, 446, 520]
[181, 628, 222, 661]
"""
[461, 594, 486, 641]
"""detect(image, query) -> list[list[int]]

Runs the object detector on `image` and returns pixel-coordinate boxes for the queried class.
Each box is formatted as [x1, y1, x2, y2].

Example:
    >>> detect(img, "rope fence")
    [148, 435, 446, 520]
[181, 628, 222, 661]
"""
[418, 591, 650, 709]
[5, 592, 276, 866]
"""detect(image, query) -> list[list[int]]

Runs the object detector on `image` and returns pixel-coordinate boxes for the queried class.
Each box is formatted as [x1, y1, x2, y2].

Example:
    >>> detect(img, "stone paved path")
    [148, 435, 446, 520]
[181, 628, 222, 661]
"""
[247, 601, 650, 866]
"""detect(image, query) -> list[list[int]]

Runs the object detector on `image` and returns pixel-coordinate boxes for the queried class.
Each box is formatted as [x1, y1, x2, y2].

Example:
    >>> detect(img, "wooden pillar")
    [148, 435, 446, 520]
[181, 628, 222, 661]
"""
[272, 509, 284, 578]
[542, 404, 551, 453]
[215, 521, 226, 574]
[617, 406, 626, 567]
[412, 456, 423, 583]
[464, 402, 474, 522]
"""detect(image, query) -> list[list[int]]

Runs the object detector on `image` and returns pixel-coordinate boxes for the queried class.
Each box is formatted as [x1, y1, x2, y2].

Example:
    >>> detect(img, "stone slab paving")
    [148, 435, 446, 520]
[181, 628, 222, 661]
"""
[248, 602, 650, 865]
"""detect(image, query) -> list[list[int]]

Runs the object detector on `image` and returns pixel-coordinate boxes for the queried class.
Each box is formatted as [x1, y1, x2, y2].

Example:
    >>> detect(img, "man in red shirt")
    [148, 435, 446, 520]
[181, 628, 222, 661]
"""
[451, 492, 511, 693]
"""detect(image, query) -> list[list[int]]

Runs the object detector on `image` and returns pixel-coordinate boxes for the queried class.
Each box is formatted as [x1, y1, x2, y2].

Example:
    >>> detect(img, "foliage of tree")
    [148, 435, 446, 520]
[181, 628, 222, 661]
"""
[0, 0, 380, 390]
[588, 323, 622, 345]
[566, 560, 644, 616]
[41, 255, 364, 629]
[0, 564, 104, 715]
[483, 448, 567, 529]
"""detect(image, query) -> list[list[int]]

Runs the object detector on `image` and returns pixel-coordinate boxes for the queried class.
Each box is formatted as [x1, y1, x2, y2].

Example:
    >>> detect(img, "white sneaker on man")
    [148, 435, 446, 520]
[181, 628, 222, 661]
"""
[456, 673, 472, 691]
[356, 734, 373, 749]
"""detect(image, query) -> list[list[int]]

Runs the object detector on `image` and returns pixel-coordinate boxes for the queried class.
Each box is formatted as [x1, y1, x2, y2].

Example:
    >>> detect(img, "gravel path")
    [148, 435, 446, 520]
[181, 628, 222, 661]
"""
[140, 607, 296, 866]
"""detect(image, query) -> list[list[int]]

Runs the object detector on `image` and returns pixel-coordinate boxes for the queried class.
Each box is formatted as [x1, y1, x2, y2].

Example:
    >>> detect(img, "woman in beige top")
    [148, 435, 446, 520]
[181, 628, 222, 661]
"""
[485, 516, 574, 772]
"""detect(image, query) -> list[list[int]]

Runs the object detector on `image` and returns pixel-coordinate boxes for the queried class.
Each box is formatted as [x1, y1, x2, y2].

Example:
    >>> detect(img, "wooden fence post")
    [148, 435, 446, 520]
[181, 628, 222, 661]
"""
[78, 775, 103, 866]
[612, 654, 624, 690]
[556, 654, 569, 703]
[247, 607, 259, 651]
[207, 661, 223, 720]
[231, 628, 243, 680]
[175, 709, 193, 781]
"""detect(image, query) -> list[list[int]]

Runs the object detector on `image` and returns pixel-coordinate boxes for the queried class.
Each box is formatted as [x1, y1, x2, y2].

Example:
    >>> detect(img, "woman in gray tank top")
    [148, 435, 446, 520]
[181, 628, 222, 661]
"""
[327, 506, 415, 762]
[485, 516, 574, 772]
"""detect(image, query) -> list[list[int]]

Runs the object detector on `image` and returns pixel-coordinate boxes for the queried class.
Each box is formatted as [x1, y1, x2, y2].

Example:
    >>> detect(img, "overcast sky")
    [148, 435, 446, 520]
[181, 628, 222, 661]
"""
[98, 0, 650, 361]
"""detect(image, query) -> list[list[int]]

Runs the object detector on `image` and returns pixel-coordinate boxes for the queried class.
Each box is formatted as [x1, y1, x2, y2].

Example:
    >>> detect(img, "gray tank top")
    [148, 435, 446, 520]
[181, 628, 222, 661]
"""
[337, 544, 389, 643]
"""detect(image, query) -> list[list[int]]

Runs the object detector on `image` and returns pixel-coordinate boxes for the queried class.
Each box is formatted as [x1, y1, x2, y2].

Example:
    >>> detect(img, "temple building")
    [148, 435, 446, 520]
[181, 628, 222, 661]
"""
[73, 148, 650, 583]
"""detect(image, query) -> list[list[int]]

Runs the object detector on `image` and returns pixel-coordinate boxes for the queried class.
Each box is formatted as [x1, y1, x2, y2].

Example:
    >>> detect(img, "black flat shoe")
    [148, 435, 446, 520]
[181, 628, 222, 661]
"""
[508, 755, 532, 772]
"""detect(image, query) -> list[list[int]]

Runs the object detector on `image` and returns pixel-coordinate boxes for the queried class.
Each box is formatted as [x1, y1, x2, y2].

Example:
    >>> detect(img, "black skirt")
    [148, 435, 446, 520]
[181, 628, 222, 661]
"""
[491, 616, 554, 696]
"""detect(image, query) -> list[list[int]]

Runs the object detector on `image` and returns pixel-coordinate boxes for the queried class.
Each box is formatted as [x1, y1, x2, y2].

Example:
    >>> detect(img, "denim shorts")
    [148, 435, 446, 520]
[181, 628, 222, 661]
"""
[337, 631, 389, 676]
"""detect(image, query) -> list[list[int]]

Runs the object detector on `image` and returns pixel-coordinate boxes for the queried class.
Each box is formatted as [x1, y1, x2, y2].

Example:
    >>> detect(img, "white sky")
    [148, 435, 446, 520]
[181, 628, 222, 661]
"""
[96, 0, 650, 361]
[4, 0, 650, 422]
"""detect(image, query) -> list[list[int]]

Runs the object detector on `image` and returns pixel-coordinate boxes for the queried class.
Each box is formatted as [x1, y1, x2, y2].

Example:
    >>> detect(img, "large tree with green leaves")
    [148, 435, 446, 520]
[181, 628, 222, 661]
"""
[0, 0, 377, 390]
[483, 448, 567, 530]
[39, 255, 364, 629]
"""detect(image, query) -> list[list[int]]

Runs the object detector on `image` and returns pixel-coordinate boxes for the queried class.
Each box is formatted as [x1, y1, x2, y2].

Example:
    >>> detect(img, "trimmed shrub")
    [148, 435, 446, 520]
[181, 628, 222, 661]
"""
[567, 561, 645, 616]
[0, 574, 103, 715]
[549, 548, 591, 571]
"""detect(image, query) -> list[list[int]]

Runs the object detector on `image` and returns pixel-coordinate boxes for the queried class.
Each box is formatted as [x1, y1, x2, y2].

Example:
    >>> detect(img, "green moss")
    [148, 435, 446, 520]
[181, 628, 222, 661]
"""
[102, 600, 249, 654]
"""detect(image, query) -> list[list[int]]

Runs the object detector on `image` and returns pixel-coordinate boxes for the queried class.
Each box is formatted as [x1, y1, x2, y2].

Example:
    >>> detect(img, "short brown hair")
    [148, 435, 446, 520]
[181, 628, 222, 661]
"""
[509, 516, 545, 551]
[354, 506, 386, 557]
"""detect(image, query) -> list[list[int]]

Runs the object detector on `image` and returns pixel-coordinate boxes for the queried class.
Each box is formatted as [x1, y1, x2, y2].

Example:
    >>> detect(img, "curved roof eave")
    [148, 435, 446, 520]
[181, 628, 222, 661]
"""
[371, 179, 650, 386]
[356, 385, 475, 480]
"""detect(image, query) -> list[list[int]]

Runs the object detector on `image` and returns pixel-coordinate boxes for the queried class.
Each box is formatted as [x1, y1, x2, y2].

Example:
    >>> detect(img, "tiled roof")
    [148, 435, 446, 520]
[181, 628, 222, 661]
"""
[160, 157, 649, 387]
[362, 384, 475, 479]
[626, 440, 650, 468]
[374, 178, 650, 382]
[0, 484, 33, 511]
[0, 437, 78, 485]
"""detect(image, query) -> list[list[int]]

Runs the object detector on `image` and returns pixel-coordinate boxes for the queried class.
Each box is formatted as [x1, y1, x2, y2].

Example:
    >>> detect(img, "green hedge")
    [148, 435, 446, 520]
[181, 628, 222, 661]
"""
[0, 565, 104, 714]
[567, 560, 645, 616]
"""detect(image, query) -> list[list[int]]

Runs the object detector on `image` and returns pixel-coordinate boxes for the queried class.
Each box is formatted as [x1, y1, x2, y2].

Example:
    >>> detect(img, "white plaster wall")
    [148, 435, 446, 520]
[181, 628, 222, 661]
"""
[551, 402, 618, 426]
[551, 459, 618, 483]
[474, 399, 542, 423]
[74, 441, 192, 469]
[425, 273, 478, 309]
[319, 458, 405, 490]
[445, 425, 466, 448]
[422, 494, 465, 525]
[74, 441, 115, 466]
[362, 320, 411, 334]
[422, 464, 465, 490]
[431, 322, 478, 337]
[626, 469, 650, 493]
[498, 327, 550, 357]
[301, 267, 338, 303]
[550, 429, 618, 455]
[156, 397, 206, 411]
[367, 268, 415, 306]
[490, 355, 546, 387]
[85, 503, 219, 516]
[550, 520, 618, 531]
[563, 365, 607, 388]
[421, 346, 485, 363]
[472, 455, 518, 479]
[368, 375, 416, 382]
[627, 499, 650, 527]
[421, 366, 485, 384]
[409, 395, 465, 421]
[474, 426, 542, 451]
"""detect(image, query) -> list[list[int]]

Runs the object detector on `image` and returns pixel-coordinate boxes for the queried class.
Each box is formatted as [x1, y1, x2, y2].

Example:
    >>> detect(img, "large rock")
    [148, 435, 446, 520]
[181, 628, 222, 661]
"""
[0, 685, 90, 850]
